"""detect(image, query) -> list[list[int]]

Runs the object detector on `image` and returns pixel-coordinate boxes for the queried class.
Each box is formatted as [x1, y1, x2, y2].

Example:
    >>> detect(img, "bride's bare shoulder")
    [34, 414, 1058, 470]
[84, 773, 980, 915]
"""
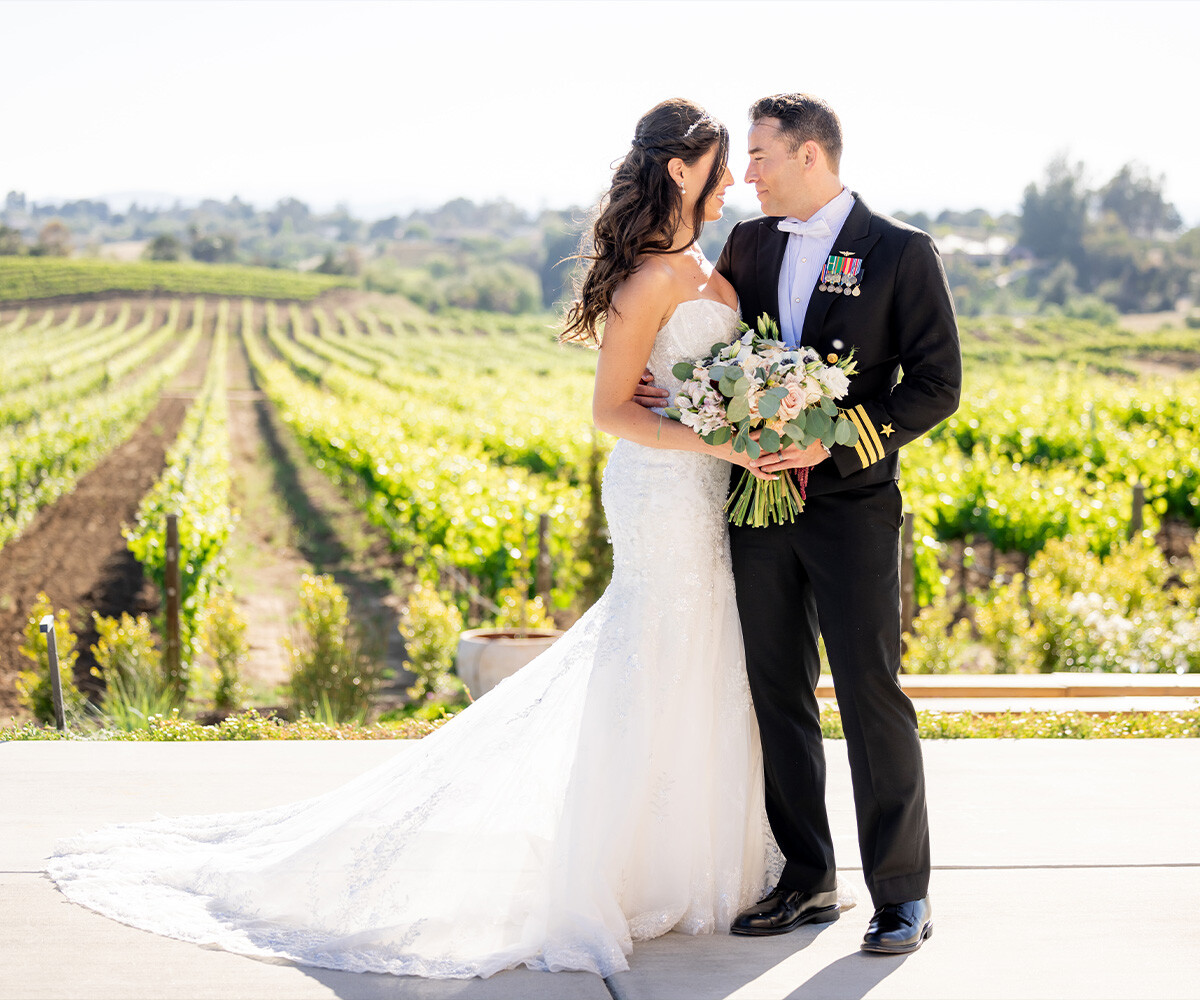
[610, 257, 675, 330]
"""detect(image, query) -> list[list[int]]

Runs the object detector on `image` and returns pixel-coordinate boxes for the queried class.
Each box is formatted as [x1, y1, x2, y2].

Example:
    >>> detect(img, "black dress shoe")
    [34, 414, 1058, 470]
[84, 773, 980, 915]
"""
[860, 896, 932, 954]
[730, 886, 840, 936]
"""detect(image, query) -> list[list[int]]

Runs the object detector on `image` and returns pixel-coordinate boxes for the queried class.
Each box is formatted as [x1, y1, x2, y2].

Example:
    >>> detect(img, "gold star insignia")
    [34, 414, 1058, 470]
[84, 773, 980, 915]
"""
[880, 423, 895, 438]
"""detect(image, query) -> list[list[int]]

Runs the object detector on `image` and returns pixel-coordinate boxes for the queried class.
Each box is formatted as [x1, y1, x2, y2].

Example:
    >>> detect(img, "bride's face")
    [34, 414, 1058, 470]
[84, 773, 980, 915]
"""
[682, 146, 735, 223]
[703, 160, 735, 223]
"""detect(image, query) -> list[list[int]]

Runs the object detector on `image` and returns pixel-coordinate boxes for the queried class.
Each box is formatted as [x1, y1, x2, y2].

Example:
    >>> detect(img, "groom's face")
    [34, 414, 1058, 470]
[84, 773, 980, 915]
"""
[745, 118, 806, 218]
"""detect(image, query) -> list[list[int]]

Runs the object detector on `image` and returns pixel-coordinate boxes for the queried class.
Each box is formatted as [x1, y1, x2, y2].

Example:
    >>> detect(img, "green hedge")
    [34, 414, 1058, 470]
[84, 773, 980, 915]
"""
[3, 706, 1198, 741]
[0, 257, 354, 303]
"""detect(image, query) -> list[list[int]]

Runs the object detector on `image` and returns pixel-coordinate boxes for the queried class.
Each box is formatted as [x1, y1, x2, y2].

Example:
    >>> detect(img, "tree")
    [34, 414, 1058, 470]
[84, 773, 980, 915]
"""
[32, 219, 72, 256]
[1018, 155, 1088, 264]
[190, 232, 237, 263]
[896, 210, 933, 233]
[1098, 163, 1182, 238]
[369, 215, 401, 240]
[540, 223, 582, 308]
[0, 225, 24, 255]
[144, 233, 183, 261]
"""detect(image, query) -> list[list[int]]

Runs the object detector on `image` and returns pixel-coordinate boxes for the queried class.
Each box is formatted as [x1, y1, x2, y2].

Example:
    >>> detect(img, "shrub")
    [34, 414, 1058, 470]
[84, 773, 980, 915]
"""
[489, 586, 554, 632]
[902, 602, 975, 674]
[973, 574, 1037, 673]
[1024, 537, 1197, 673]
[285, 574, 380, 723]
[399, 580, 465, 709]
[201, 590, 248, 710]
[16, 593, 88, 724]
[91, 612, 176, 730]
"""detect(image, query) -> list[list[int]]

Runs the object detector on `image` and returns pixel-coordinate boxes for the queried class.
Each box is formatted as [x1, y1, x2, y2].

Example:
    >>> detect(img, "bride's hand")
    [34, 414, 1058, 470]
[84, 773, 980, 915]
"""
[750, 440, 830, 474]
[713, 443, 778, 481]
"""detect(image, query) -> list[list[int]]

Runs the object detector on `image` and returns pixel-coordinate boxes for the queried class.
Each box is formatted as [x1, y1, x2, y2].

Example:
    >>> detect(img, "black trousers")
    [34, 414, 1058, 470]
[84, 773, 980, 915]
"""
[729, 479, 930, 908]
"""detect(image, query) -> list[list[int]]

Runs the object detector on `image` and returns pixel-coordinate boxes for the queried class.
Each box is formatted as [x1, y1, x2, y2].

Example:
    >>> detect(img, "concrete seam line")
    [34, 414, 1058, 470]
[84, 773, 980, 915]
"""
[837, 862, 1200, 871]
[603, 974, 627, 1000]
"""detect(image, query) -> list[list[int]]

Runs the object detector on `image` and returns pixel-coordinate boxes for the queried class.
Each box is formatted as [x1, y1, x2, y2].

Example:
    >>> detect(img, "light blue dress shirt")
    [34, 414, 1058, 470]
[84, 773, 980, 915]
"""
[776, 186, 856, 346]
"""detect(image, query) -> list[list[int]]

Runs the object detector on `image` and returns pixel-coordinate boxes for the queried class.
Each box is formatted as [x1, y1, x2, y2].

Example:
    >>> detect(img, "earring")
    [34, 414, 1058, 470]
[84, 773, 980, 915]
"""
[680, 183, 687, 196]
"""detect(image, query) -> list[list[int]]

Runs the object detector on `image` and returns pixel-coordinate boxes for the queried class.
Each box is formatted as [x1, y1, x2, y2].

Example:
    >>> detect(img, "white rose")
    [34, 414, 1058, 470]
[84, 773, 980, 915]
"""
[818, 366, 850, 399]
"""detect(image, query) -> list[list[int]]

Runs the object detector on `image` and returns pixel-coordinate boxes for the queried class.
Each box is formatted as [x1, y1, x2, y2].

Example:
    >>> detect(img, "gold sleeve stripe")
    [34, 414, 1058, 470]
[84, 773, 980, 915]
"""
[855, 405, 886, 460]
[846, 408, 879, 466]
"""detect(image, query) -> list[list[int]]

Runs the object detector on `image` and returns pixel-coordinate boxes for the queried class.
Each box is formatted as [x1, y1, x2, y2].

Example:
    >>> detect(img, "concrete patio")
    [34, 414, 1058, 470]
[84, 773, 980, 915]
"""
[3, 737, 1199, 1000]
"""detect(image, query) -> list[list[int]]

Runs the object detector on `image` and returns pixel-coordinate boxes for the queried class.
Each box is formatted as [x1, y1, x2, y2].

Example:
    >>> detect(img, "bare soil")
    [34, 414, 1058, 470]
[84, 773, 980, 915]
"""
[0, 403, 192, 717]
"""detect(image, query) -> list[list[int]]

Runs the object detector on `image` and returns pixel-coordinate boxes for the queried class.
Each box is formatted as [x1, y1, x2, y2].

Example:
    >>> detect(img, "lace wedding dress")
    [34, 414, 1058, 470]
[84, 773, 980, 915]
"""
[47, 298, 784, 979]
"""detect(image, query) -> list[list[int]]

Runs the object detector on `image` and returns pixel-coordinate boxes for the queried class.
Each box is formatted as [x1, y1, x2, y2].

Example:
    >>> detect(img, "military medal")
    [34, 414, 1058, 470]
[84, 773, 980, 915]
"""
[821, 253, 863, 295]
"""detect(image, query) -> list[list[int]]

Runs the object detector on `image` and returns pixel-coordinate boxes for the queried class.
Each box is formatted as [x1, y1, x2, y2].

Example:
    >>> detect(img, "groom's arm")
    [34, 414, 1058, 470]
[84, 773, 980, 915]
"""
[827, 231, 961, 477]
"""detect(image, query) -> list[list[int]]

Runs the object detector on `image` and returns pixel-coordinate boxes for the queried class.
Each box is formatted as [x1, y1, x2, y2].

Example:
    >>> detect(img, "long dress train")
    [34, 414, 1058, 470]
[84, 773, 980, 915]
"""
[46, 298, 783, 979]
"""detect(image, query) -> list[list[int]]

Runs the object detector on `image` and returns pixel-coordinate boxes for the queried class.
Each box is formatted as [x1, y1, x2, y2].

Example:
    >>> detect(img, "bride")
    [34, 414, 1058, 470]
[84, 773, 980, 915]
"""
[47, 99, 809, 979]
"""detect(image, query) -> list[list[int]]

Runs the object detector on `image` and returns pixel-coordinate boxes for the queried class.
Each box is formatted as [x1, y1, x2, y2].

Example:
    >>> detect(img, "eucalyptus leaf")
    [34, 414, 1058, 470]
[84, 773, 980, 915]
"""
[834, 416, 859, 446]
[808, 408, 832, 436]
[672, 361, 694, 380]
[820, 396, 838, 416]
[705, 426, 732, 445]
[710, 341, 728, 355]
[758, 394, 780, 419]
[758, 427, 781, 452]
[727, 395, 751, 423]
[821, 430, 836, 450]
[745, 437, 762, 459]
[732, 376, 750, 395]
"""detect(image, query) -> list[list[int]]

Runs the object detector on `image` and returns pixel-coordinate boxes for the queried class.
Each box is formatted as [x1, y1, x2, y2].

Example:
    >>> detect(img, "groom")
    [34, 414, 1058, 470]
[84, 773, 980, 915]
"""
[640, 93, 960, 954]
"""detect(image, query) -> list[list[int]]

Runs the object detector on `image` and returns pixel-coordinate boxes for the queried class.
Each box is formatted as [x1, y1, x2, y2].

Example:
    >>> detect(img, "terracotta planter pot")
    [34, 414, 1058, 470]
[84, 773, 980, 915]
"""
[456, 628, 564, 699]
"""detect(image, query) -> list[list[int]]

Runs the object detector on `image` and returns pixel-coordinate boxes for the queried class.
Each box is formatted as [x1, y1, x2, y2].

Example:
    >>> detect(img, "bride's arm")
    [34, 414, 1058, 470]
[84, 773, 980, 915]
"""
[591, 272, 770, 477]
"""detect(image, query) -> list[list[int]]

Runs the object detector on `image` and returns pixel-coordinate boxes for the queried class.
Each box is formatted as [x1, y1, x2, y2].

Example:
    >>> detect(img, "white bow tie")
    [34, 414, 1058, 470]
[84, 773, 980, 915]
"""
[778, 216, 831, 239]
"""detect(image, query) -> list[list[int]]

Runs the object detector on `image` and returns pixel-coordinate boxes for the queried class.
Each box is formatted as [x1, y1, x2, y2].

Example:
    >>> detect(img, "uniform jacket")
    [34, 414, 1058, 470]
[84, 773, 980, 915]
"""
[715, 195, 962, 495]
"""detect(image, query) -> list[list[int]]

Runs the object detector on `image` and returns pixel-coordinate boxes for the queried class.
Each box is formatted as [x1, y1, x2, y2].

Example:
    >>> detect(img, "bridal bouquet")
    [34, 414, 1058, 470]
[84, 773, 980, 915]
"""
[664, 314, 860, 527]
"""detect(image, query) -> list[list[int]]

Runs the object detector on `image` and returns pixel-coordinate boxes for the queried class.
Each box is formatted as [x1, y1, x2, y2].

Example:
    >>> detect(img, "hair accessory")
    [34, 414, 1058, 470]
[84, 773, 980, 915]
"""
[684, 115, 709, 139]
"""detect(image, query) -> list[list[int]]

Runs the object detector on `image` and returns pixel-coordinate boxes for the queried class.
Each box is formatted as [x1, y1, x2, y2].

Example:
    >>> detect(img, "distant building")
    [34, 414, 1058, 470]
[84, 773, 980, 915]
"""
[934, 233, 1013, 263]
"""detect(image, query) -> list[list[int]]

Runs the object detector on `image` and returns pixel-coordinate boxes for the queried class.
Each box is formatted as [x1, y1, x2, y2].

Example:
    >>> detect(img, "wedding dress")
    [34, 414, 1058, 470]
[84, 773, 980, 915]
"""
[46, 298, 788, 979]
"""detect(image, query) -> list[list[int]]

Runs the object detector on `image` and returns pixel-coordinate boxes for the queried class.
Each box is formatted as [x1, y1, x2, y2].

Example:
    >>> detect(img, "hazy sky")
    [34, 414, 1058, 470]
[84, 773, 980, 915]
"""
[4, 0, 1198, 224]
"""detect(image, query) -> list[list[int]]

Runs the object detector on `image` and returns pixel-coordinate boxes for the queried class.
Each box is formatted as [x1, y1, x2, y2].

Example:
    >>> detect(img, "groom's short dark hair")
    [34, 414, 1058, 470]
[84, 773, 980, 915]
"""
[750, 94, 843, 171]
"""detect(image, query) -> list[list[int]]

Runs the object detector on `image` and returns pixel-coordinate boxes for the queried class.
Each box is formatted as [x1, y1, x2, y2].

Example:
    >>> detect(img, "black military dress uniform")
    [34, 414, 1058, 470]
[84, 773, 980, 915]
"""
[714, 195, 961, 909]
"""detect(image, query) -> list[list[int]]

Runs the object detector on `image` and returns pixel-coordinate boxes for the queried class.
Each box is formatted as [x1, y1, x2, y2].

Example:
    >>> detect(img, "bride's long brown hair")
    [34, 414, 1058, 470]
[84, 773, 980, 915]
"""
[561, 99, 729, 346]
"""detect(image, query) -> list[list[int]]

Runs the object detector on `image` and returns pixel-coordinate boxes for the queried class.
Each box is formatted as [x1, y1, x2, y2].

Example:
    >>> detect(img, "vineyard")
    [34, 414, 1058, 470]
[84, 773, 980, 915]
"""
[0, 288, 1198, 725]
[0, 256, 353, 303]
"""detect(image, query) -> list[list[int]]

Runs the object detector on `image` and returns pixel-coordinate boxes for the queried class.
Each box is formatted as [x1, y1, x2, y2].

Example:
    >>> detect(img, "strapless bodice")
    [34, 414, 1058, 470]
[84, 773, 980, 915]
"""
[646, 298, 741, 408]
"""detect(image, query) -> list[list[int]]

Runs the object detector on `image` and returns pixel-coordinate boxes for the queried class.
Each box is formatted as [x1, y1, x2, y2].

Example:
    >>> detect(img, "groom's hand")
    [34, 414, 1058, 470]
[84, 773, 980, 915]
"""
[633, 368, 669, 409]
[751, 440, 830, 474]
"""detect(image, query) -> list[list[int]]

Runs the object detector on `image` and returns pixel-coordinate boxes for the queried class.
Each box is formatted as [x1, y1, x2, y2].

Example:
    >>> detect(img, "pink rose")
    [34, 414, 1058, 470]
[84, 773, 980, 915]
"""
[778, 381, 807, 420]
